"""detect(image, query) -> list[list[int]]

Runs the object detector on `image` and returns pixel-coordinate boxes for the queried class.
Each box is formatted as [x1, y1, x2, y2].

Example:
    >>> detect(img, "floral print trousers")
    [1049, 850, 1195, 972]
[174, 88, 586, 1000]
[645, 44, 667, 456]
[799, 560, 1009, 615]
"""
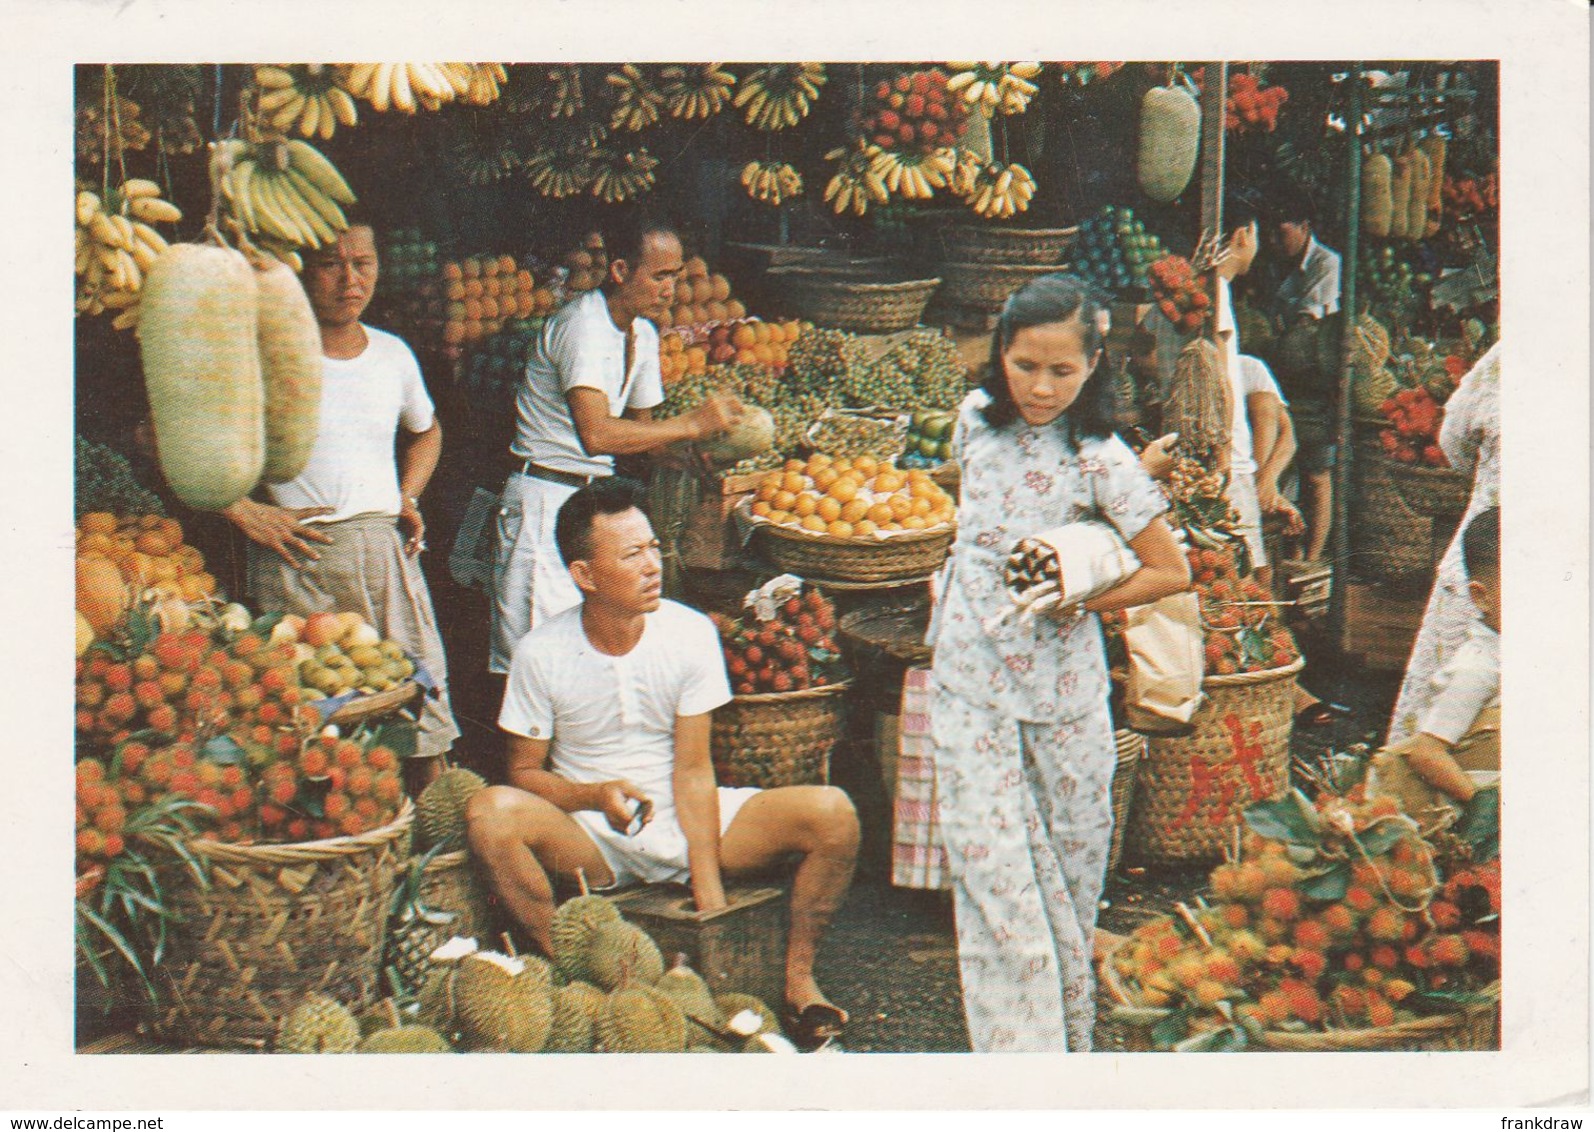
[930, 682, 1116, 1052]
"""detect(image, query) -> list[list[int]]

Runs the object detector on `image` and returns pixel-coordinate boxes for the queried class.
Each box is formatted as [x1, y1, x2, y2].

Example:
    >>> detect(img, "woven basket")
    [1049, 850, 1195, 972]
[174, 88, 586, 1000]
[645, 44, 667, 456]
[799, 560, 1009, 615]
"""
[386, 848, 494, 993]
[754, 520, 954, 585]
[769, 269, 941, 334]
[711, 681, 851, 789]
[1125, 658, 1303, 867]
[1108, 729, 1145, 877]
[938, 224, 1078, 265]
[147, 800, 413, 1049]
[1352, 440, 1434, 582]
[838, 601, 933, 667]
[1383, 457, 1471, 521]
[1101, 947, 1500, 1051]
[934, 261, 1069, 313]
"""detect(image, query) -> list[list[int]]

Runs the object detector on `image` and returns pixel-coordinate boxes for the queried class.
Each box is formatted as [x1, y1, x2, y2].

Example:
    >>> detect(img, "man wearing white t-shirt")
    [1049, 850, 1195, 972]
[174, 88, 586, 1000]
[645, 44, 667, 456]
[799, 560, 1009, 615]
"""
[222, 225, 460, 785]
[469, 479, 859, 1048]
[489, 215, 744, 674]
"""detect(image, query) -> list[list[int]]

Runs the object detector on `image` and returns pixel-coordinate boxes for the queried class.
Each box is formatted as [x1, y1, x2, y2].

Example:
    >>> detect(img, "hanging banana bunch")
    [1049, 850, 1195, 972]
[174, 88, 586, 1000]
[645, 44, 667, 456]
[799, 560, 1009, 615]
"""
[661, 64, 736, 120]
[343, 62, 466, 114]
[734, 63, 826, 130]
[605, 64, 665, 132]
[823, 144, 889, 217]
[75, 180, 181, 329]
[945, 147, 986, 197]
[253, 65, 360, 140]
[946, 62, 1044, 117]
[447, 127, 523, 186]
[214, 138, 356, 258]
[590, 147, 659, 203]
[541, 65, 586, 119]
[524, 124, 606, 199]
[869, 147, 955, 201]
[459, 62, 510, 107]
[740, 160, 803, 206]
[961, 161, 1036, 219]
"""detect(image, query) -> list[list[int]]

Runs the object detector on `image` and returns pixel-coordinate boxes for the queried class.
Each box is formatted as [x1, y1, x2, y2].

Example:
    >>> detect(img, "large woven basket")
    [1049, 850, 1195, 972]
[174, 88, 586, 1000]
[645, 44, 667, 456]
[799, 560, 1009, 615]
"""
[386, 848, 494, 993]
[147, 800, 413, 1049]
[769, 268, 941, 334]
[938, 224, 1078, 265]
[754, 520, 954, 585]
[1108, 729, 1146, 877]
[1382, 457, 1472, 521]
[934, 261, 1069, 313]
[1125, 658, 1303, 867]
[711, 680, 851, 789]
[1352, 439, 1434, 582]
[1102, 947, 1500, 1051]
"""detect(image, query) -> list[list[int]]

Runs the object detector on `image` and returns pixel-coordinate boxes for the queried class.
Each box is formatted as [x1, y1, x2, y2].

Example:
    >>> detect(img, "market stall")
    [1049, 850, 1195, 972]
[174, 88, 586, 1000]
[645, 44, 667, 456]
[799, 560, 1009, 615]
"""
[73, 58, 1501, 1055]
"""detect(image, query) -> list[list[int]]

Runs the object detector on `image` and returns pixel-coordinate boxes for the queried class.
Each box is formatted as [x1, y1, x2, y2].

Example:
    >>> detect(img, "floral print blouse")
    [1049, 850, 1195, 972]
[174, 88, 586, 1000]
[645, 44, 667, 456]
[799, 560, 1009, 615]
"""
[929, 390, 1168, 722]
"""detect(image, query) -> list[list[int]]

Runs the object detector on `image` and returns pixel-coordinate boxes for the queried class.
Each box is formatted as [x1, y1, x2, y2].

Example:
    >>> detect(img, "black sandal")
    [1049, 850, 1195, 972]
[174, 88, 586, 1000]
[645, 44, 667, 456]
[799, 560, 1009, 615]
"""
[782, 1002, 847, 1051]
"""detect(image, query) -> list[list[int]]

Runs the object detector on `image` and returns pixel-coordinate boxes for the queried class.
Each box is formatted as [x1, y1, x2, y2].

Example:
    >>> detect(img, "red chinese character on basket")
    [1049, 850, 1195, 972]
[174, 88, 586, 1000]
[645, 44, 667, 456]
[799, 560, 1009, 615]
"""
[1170, 712, 1278, 830]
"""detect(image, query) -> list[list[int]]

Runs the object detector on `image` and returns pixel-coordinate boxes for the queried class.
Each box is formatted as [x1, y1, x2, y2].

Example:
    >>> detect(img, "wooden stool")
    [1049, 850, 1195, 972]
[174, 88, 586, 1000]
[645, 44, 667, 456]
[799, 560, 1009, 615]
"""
[611, 880, 790, 1008]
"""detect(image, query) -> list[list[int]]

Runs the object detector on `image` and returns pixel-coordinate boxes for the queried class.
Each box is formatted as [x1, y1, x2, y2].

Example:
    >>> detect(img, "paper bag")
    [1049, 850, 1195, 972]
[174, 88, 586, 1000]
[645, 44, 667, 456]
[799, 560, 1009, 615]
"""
[1123, 591, 1206, 734]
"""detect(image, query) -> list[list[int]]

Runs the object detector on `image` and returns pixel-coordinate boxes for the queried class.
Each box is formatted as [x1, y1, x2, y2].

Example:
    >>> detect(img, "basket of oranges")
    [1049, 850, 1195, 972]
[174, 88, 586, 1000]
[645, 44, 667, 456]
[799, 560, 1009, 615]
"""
[744, 453, 957, 585]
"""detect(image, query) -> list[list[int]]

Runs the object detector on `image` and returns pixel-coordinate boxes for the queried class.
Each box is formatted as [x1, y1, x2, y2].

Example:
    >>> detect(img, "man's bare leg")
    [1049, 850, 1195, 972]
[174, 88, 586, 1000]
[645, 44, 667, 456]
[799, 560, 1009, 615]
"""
[466, 785, 615, 953]
[1305, 470, 1333, 562]
[719, 785, 859, 1014]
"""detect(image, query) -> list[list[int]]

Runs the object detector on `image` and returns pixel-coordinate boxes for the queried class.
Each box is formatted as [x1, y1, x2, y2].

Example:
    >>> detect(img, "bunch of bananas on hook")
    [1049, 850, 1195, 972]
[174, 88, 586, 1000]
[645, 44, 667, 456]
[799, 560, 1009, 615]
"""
[342, 62, 480, 113]
[590, 148, 659, 203]
[946, 62, 1044, 116]
[75, 180, 181, 328]
[253, 65, 360, 139]
[740, 160, 803, 206]
[823, 144, 889, 216]
[961, 161, 1036, 219]
[734, 64, 826, 130]
[661, 64, 736, 120]
[214, 138, 357, 252]
[869, 147, 955, 201]
[605, 64, 665, 132]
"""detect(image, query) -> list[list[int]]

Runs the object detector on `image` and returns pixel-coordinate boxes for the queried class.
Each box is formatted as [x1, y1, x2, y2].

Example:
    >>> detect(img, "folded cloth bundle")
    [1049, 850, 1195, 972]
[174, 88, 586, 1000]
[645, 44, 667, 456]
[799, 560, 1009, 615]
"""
[1002, 520, 1142, 621]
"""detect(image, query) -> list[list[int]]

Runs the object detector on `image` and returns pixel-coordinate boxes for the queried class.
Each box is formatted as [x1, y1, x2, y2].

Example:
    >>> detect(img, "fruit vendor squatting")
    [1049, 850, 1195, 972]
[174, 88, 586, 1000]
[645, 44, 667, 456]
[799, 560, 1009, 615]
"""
[469, 479, 859, 1039]
[488, 212, 745, 675]
[221, 223, 460, 789]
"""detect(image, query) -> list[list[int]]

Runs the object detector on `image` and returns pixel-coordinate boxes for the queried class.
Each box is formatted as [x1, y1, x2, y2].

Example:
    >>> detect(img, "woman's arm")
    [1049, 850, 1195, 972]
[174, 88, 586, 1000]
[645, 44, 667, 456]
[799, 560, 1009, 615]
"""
[1080, 516, 1191, 614]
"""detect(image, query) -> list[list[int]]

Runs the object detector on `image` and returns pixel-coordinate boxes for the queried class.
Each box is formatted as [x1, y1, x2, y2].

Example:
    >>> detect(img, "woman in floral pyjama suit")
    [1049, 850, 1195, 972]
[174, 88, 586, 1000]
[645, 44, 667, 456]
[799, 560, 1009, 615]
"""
[929, 275, 1190, 1051]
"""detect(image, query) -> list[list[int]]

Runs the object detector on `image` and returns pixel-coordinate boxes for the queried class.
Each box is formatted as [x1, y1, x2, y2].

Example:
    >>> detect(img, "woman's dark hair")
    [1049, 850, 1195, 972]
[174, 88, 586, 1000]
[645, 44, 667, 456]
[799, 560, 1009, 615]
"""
[979, 272, 1114, 437]
[1462, 505, 1500, 584]
[555, 476, 651, 566]
[599, 212, 680, 287]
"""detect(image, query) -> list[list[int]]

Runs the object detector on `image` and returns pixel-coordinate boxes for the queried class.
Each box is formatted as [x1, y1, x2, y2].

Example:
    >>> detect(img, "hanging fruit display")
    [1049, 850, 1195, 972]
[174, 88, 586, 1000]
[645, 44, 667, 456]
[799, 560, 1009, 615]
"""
[1192, 67, 1288, 133]
[74, 180, 181, 328]
[961, 161, 1036, 219]
[823, 143, 889, 217]
[858, 69, 967, 153]
[870, 147, 956, 202]
[1148, 254, 1212, 335]
[215, 137, 357, 260]
[340, 62, 492, 114]
[740, 160, 803, 207]
[1054, 62, 1123, 87]
[588, 146, 659, 203]
[252, 65, 360, 140]
[1137, 81, 1201, 203]
[945, 62, 1043, 117]
[734, 63, 827, 130]
[604, 64, 665, 132]
[661, 64, 737, 120]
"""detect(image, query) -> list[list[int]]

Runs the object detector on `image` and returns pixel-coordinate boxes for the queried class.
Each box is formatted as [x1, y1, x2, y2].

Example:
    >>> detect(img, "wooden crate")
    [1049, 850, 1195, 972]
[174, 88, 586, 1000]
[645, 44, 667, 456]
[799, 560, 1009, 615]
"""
[678, 471, 763, 571]
[1278, 559, 1333, 624]
[1339, 581, 1426, 672]
[611, 881, 790, 1008]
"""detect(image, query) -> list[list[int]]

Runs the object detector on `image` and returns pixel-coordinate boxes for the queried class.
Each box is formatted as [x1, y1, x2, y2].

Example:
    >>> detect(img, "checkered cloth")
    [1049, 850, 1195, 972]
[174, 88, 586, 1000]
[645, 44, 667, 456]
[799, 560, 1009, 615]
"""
[892, 665, 951, 891]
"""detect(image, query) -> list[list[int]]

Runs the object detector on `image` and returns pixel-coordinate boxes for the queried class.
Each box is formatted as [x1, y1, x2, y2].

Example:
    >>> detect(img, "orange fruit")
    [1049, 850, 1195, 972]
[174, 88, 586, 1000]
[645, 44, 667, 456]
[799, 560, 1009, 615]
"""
[441, 262, 463, 282]
[781, 471, 806, 494]
[911, 496, 934, 517]
[463, 278, 484, 299]
[800, 514, 828, 534]
[751, 501, 773, 518]
[685, 346, 708, 373]
[756, 480, 779, 503]
[853, 455, 880, 476]
[901, 515, 927, 530]
[854, 519, 878, 537]
[784, 458, 806, 473]
[882, 520, 904, 532]
[872, 471, 904, 494]
[767, 510, 792, 526]
[808, 452, 833, 468]
[889, 495, 914, 520]
[135, 530, 173, 556]
[817, 496, 842, 523]
[840, 499, 869, 524]
[499, 255, 518, 276]
[910, 478, 941, 500]
[753, 321, 773, 346]
[735, 348, 758, 365]
[79, 512, 118, 537]
[773, 490, 797, 512]
[866, 502, 893, 525]
[753, 344, 775, 367]
[445, 280, 467, 302]
[829, 479, 860, 505]
[516, 268, 535, 290]
[731, 324, 757, 350]
[793, 493, 819, 518]
[77, 533, 114, 556]
[831, 458, 854, 474]
[827, 520, 855, 539]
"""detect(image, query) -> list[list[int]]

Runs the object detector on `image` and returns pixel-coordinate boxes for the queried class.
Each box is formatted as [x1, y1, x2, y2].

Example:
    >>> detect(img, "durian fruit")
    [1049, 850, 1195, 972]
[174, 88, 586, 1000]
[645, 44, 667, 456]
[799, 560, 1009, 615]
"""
[358, 1024, 453, 1053]
[586, 919, 665, 991]
[595, 985, 687, 1053]
[275, 992, 362, 1053]
[545, 980, 607, 1053]
[416, 968, 460, 1037]
[452, 950, 556, 1052]
[550, 891, 623, 984]
[655, 956, 724, 1027]
[714, 992, 781, 1037]
[414, 766, 487, 852]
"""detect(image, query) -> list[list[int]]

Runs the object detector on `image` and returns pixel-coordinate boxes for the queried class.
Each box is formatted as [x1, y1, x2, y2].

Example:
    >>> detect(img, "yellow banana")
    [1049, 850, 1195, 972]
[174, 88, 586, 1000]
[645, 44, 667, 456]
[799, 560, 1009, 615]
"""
[255, 65, 297, 90]
[111, 307, 140, 331]
[129, 239, 160, 273]
[228, 159, 259, 233]
[286, 140, 357, 205]
[120, 178, 161, 200]
[370, 63, 394, 112]
[280, 174, 336, 246]
[89, 211, 123, 249]
[327, 86, 359, 127]
[131, 220, 168, 254]
[258, 85, 301, 114]
[129, 196, 181, 225]
[346, 63, 377, 95]
[76, 191, 101, 227]
[390, 63, 415, 112]
[994, 168, 1013, 197]
[250, 171, 301, 244]
[298, 94, 322, 138]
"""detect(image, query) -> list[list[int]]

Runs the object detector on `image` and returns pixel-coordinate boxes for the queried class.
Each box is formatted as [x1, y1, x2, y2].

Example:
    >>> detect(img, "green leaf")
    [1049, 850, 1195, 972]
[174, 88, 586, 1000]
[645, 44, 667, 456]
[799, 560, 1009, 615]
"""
[1454, 786, 1500, 862]
[1209, 1024, 1249, 1052]
[1172, 1027, 1224, 1053]
[1150, 1006, 1194, 1049]
[124, 605, 156, 656]
[1356, 818, 1417, 858]
[201, 735, 248, 766]
[1299, 861, 1352, 901]
[250, 612, 286, 637]
[1243, 797, 1321, 848]
[1110, 1005, 1175, 1026]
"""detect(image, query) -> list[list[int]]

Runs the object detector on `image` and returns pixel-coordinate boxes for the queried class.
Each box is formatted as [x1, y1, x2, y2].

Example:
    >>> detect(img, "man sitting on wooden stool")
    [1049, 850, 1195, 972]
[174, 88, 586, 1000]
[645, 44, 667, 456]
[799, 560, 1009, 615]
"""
[467, 478, 859, 1048]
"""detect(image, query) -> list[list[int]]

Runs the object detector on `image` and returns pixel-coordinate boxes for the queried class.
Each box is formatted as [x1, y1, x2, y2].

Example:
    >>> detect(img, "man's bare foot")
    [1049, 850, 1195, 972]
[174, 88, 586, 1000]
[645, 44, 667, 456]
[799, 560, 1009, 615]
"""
[784, 975, 847, 1022]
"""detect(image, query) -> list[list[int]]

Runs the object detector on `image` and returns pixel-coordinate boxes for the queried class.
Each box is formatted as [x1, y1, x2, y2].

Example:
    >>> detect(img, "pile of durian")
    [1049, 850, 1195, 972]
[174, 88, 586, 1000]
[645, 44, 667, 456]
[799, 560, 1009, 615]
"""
[278, 891, 796, 1054]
